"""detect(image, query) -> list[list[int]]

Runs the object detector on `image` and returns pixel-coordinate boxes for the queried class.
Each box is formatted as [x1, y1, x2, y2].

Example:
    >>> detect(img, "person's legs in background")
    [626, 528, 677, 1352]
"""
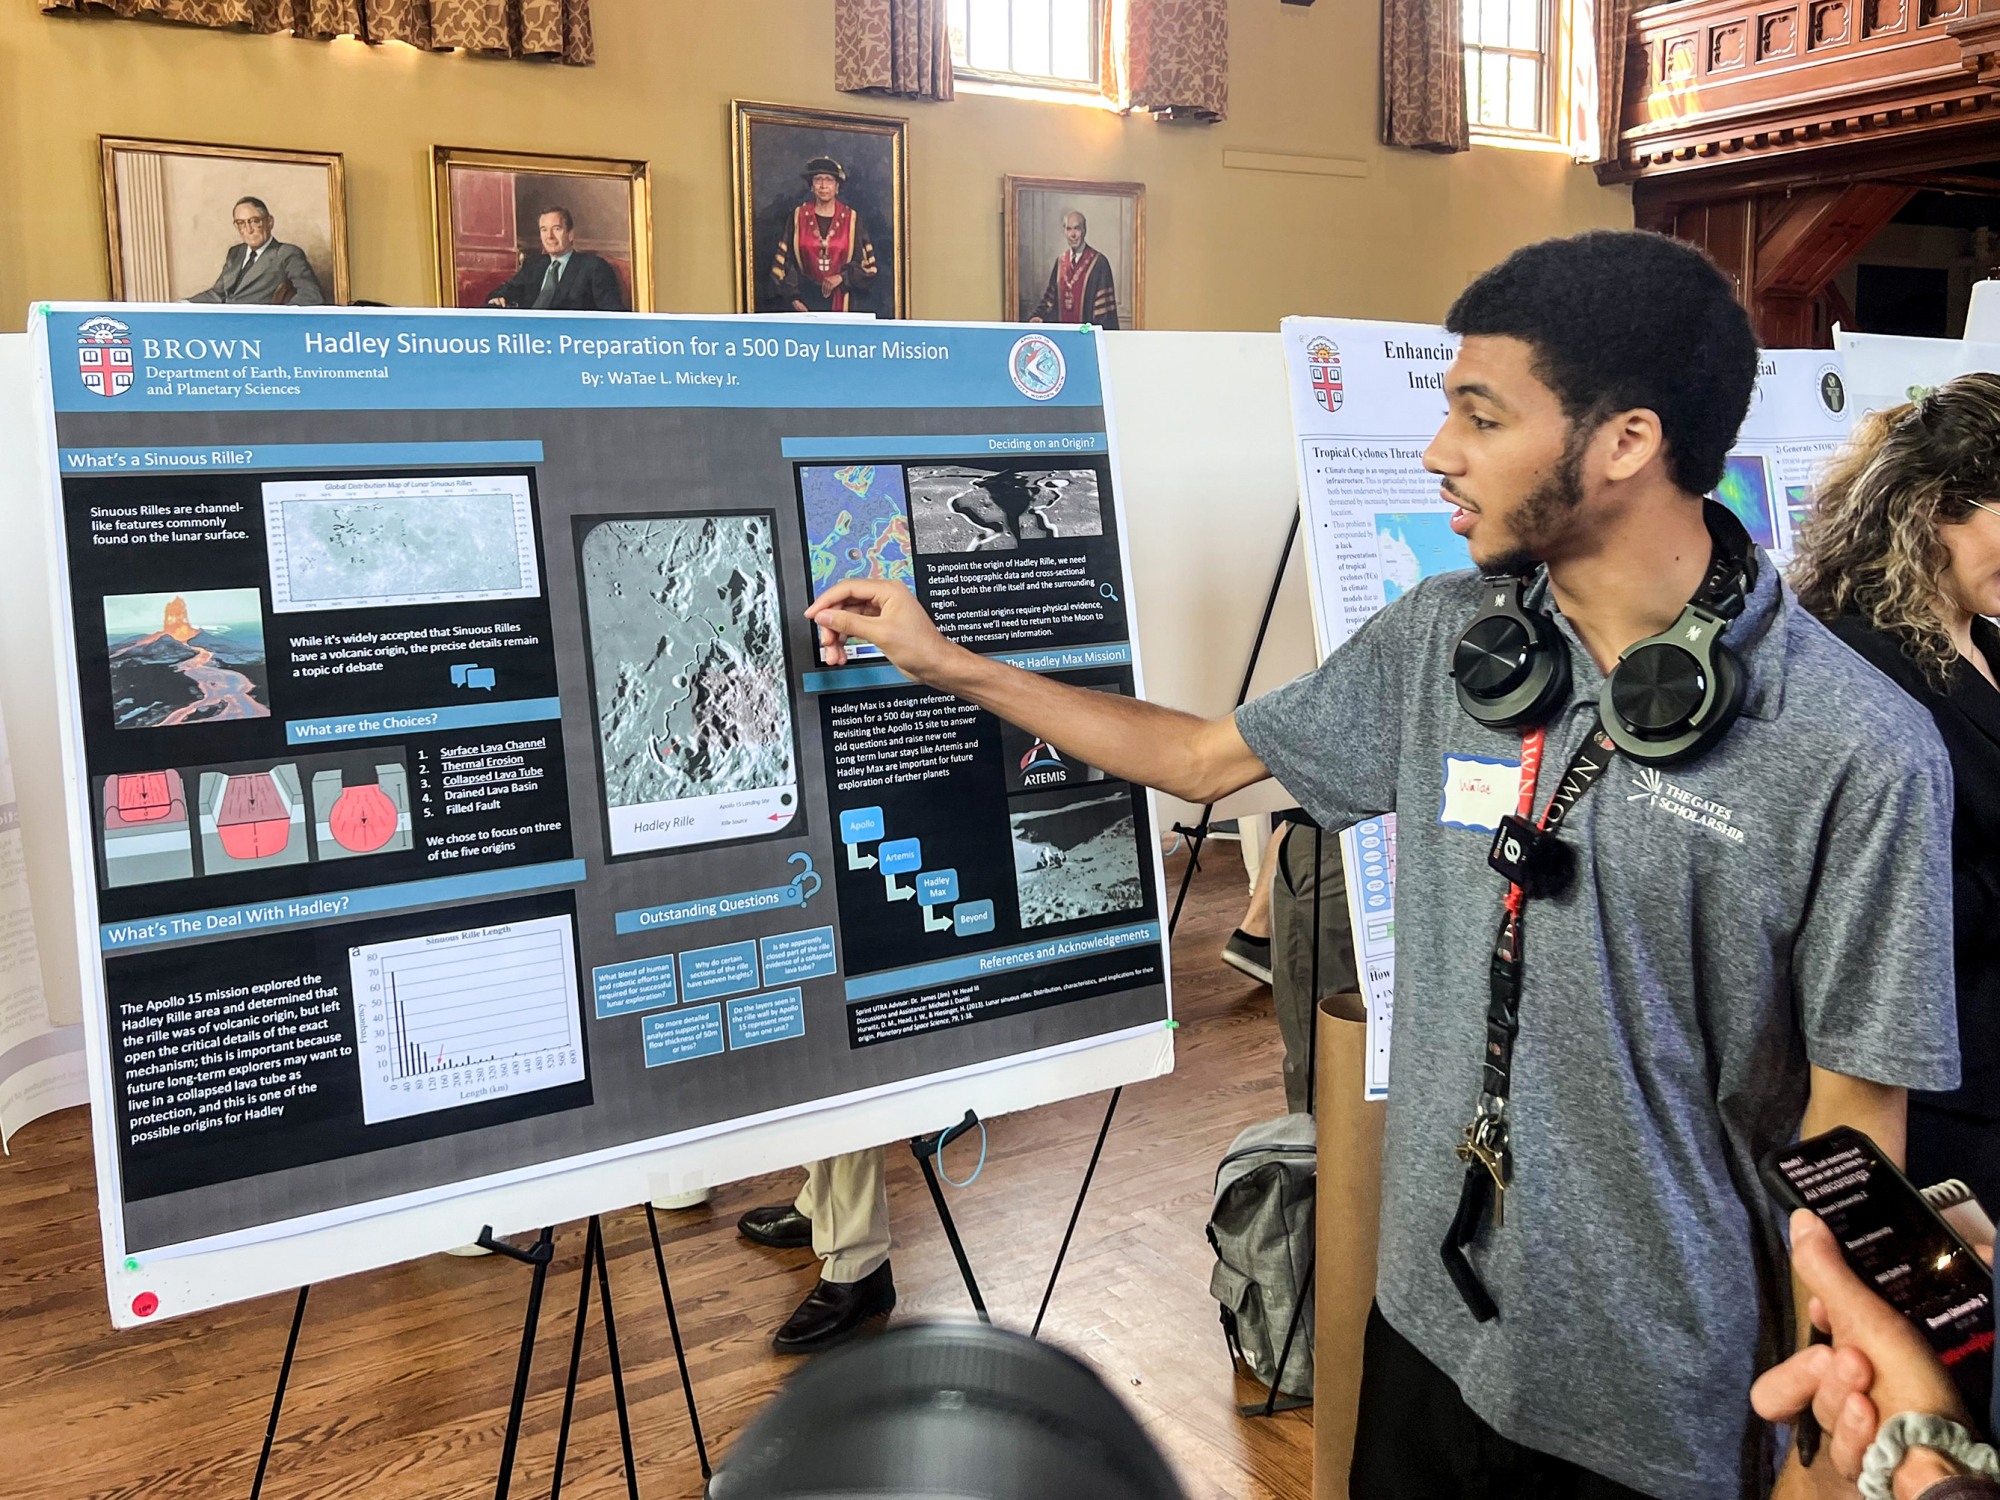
[1221, 821, 1281, 986]
[740, 1147, 896, 1354]
[1269, 817, 1358, 1114]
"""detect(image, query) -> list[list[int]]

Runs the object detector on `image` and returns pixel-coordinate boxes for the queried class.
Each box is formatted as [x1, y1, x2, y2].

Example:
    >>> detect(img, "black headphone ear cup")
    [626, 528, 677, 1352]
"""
[1603, 641, 1746, 765]
[1674, 644, 1745, 762]
[1453, 588, 1571, 730]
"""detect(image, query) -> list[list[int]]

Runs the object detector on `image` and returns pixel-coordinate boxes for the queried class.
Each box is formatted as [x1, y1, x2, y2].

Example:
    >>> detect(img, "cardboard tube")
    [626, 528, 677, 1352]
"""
[1314, 992, 1385, 1500]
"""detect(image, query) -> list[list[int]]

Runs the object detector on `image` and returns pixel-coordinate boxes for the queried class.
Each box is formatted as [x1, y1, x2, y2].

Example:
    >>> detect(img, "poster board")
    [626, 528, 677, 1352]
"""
[1098, 332, 1318, 830]
[1834, 327, 2000, 419]
[0, 334, 89, 1145]
[1279, 320, 1853, 1095]
[31, 306, 1174, 1325]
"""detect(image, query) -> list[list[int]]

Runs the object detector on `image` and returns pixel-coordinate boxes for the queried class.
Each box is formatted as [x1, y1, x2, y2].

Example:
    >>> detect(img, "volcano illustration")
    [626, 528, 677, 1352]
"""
[104, 588, 269, 730]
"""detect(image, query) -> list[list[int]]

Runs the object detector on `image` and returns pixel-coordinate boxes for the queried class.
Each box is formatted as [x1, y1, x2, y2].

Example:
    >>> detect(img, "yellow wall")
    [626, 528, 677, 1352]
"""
[0, 0, 1631, 332]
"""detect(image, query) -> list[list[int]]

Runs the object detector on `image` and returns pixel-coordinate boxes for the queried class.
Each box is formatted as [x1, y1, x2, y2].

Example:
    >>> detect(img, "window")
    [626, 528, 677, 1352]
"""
[1462, 0, 1553, 137]
[948, 0, 1104, 90]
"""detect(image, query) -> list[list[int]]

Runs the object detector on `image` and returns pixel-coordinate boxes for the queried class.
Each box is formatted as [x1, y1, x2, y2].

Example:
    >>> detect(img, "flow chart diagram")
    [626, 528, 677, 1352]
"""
[838, 806, 995, 938]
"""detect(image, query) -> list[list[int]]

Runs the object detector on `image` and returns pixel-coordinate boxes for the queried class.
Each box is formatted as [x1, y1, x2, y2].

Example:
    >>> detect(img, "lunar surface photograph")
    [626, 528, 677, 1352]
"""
[1009, 784, 1144, 929]
[579, 513, 797, 854]
[908, 467, 1103, 554]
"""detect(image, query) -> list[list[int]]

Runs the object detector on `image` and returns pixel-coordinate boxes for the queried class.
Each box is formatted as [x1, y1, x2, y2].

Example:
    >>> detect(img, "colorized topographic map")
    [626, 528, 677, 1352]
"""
[801, 465, 915, 594]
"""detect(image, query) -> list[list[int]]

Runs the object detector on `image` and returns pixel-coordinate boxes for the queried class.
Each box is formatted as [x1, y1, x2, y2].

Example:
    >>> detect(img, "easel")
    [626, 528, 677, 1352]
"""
[912, 509, 1321, 1416]
[247, 1206, 711, 1500]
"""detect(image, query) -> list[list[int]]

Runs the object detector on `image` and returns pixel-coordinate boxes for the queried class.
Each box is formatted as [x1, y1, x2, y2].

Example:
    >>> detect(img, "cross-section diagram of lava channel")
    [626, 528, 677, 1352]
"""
[579, 514, 799, 856]
[100, 770, 194, 888]
[308, 755, 413, 861]
[197, 764, 307, 871]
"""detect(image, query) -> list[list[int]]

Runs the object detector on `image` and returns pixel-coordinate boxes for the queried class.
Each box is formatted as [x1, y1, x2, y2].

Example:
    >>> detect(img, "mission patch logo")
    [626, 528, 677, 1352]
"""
[1008, 333, 1066, 402]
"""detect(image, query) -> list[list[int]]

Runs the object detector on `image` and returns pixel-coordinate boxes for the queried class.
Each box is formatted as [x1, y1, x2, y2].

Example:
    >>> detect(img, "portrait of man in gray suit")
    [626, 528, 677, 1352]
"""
[485, 207, 628, 312]
[187, 197, 327, 306]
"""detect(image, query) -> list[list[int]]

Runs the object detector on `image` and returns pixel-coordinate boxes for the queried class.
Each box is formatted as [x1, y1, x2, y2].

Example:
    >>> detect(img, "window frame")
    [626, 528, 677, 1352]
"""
[949, 0, 1110, 97]
[1462, 0, 1561, 143]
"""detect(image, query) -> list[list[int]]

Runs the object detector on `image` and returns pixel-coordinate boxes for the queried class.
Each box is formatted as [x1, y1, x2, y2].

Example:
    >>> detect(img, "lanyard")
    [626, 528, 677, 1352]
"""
[1443, 716, 1617, 1322]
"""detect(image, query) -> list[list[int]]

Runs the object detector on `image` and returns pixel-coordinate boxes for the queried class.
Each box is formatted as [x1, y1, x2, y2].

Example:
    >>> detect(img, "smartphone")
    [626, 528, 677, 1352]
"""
[1761, 1126, 1995, 1421]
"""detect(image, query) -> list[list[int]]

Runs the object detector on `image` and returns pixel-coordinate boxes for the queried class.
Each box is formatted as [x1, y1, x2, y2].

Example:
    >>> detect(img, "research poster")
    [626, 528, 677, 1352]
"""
[34, 307, 1171, 1323]
[1281, 321, 1851, 1094]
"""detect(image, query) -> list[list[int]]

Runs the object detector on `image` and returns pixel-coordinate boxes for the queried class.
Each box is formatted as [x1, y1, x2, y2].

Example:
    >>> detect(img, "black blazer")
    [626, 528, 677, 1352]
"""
[489, 251, 627, 312]
[1832, 612, 2000, 1117]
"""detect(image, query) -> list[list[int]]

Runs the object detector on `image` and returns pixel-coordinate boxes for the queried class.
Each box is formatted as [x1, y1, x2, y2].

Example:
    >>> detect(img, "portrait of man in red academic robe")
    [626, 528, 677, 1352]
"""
[769, 156, 879, 315]
[1005, 177, 1142, 331]
[1029, 211, 1119, 330]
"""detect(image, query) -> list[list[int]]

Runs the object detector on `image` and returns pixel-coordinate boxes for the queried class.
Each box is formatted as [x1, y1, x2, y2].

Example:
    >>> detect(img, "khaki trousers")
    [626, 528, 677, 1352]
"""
[794, 1147, 890, 1283]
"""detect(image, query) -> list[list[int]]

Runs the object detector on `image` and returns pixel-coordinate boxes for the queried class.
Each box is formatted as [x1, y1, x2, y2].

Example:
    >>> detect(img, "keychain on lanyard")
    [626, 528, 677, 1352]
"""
[1441, 718, 1618, 1322]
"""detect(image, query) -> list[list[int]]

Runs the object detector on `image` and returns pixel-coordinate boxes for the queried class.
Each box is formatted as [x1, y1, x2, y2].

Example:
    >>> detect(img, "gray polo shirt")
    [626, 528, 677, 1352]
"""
[1236, 561, 1958, 1499]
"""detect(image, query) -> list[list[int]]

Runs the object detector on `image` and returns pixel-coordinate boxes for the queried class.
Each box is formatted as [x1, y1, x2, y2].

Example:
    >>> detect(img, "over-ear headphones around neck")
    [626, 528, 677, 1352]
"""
[1450, 500, 1759, 767]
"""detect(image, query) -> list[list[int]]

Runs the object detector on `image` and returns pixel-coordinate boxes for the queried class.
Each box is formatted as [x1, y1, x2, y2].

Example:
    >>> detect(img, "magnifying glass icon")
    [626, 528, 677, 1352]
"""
[1099, 582, 1120, 602]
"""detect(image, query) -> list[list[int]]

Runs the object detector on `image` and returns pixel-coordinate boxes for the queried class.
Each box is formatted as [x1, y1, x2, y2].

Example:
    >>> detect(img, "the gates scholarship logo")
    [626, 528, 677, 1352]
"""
[78, 315, 134, 399]
[1008, 334, 1066, 402]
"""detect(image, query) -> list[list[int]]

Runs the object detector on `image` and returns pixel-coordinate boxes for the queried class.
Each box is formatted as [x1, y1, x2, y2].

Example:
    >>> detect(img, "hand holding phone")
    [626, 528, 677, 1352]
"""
[1756, 1127, 1994, 1456]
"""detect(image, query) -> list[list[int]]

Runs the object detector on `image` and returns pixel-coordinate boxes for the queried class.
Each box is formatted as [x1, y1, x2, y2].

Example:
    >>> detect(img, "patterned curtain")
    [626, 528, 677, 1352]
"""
[1592, 0, 1636, 165]
[1123, 0, 1228, 122]
[834, 0, 954, 100]
[1380, 0, 1468, 152]
[40, 0, 594, 65]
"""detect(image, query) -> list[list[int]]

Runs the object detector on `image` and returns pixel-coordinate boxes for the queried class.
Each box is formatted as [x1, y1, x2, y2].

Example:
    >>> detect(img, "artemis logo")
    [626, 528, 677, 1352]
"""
[140, 337, 264, 361]
[1628, 768, 1747, 844]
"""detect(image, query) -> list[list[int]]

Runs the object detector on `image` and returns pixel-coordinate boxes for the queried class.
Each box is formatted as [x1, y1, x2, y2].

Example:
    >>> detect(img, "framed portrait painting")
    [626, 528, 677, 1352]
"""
[732, 101, 909, 319]
[432, 147, 653, 312]
[1004, 176, 1144, 331]
[100, 137, 349, 306]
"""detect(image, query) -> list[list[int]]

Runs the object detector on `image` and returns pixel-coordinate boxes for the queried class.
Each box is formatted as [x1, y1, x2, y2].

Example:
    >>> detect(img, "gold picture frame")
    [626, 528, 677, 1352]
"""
[431, 146, 654, 312]
[731, 100, 910, 318]
[100, 136, 350, 305]
[1003, 175, 1145, 330]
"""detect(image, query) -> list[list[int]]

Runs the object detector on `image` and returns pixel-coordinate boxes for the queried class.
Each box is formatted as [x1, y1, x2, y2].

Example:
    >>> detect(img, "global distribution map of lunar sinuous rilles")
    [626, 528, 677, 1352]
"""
[581, 514, 798, 855]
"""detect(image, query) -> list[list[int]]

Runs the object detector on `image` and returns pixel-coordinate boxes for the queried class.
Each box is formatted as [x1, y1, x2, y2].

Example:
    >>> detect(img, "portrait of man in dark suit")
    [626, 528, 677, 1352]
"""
[484, 207, 628, 312]
[186, 196, 327, 306]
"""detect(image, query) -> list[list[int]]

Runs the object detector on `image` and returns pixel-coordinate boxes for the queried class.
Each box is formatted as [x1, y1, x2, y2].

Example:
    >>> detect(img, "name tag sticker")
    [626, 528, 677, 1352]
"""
[1439, 753, 1520, 833]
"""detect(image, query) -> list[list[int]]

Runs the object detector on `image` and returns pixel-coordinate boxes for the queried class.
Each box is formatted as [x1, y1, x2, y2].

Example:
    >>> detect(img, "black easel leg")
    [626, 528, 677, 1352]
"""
[1246, 1250, 1316, 1418]
[643, 1205, 712, 1481]
[1031, 1085, 1121, 1338]
[492, 1228, 556, 1500]
[248, 1283, 310, 1500]
[1034, 509, 1300, 1344]
[549, 1218, 599, 1500]
[912, 1140, 990, 1322]
[590, 1218, 641, 1500]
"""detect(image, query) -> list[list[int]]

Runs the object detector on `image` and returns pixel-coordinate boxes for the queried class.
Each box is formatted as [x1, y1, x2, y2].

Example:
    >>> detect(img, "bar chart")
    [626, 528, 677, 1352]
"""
[351, 914, 585, 1124]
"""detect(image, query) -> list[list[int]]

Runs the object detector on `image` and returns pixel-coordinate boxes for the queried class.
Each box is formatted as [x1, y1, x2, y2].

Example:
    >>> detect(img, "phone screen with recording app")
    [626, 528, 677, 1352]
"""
[1761, 1127, 1995, 1418]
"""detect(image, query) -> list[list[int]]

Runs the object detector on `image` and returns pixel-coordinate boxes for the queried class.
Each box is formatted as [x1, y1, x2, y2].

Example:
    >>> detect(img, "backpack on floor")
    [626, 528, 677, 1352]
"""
[1206, 1113, 1316, 1399]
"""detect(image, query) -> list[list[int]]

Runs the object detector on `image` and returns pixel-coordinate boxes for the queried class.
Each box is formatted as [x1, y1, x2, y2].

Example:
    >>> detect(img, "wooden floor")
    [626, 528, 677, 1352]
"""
[0, 850, 1312, 1500]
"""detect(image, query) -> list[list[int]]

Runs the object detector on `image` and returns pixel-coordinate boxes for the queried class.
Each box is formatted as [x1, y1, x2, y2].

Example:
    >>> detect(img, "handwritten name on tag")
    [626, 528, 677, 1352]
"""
[1438, 754, 1520, 833]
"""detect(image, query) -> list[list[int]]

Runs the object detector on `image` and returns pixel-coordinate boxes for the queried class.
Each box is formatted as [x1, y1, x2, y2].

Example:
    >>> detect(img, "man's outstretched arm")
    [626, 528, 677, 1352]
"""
[806, 578, 1270, 806]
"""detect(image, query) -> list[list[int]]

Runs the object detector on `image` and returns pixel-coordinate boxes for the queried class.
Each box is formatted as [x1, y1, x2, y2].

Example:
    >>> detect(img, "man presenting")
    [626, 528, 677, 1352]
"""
[1029, 211, 1119, 329]
[770, 157, 878, 315]
[805, 231, 1960, 1497]
[485, 207, 627, 312]
[188, 197, 325, 306]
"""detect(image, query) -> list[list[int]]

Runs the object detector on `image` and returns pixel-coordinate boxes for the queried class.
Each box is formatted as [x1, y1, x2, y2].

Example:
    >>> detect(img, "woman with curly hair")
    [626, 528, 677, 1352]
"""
[1792, 372, 2000, 1209]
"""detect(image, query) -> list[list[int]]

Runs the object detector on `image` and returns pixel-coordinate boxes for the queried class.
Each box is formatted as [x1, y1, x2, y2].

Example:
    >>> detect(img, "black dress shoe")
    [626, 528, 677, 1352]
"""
[738, 1203, 813, 1250]
[771, 1262, 895, 1355]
